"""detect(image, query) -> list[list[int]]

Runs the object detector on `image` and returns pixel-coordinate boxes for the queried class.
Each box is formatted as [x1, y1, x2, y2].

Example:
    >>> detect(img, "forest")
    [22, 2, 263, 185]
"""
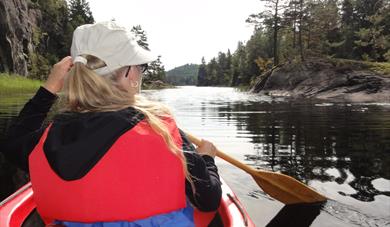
[197, 0, 390, 87]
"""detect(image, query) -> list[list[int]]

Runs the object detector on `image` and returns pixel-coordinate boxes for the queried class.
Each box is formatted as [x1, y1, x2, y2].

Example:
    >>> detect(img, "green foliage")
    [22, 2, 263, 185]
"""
[22, 0, 96, 80]
[28, 52, 50, 80]
[354, 3, 390, 61]
[166, 64, 199, 85]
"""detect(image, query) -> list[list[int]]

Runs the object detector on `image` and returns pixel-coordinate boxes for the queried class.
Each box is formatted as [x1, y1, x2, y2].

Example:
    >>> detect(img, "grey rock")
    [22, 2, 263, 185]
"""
[0, 0, 41, 76]
[250, 58, 390, 102]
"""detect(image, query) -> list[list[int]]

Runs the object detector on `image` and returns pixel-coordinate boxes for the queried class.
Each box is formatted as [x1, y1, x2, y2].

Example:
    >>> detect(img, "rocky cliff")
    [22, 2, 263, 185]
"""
[250, 58, 390, 102]
[0, 0, 41, 76]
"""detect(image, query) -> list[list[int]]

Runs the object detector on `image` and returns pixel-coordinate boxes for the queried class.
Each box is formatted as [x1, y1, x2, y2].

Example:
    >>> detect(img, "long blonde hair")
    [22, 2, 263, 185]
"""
[61, 55, 191, 182]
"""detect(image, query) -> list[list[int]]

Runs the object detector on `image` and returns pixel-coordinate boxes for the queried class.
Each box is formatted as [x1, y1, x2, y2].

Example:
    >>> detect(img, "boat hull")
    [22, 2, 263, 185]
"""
[0, 179, 254, 227]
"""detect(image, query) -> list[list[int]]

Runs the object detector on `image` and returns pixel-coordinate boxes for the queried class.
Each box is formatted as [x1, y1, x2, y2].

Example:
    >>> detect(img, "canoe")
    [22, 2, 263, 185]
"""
[0, 178, 255, 227]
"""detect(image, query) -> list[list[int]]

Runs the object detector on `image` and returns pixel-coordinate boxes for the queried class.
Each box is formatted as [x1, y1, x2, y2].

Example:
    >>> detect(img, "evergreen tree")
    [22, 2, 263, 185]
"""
[144, 55, 166, 82]
[247, 0, 286, 66]
[130, 25, 167, 82]
[207, 58, 218, 85]
[68, 0, 94, 28]
[283, 0, 299, 51]
[197, 57, 207, 86]
[131, 25, 150, 50]
[339, 0, 356, 59]
[231, 41, 248, 86]
[226, 49, 233, 85]
[66, 0, 95, 57]
[246, 29, 271, 82]
[216, 52, 227, 85]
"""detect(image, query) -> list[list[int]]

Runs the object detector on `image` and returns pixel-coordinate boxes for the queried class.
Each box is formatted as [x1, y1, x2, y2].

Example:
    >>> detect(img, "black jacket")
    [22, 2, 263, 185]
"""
[2, 87, 222, 211]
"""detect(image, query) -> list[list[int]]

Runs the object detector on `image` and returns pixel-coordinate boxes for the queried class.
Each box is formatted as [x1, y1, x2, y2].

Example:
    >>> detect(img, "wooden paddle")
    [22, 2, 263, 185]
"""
[185, 132, 327, 205]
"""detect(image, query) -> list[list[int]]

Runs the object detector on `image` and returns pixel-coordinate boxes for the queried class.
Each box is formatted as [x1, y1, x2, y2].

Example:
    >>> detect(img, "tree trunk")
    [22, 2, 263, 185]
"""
[273, 0, 279, 65]
[298, 0, 304, 61]
[293, 2, 297, 49]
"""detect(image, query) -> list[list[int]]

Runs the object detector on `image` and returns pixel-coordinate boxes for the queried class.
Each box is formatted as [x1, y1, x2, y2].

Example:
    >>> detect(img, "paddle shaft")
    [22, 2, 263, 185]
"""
[186, 133, 267, 174]
[185, 131, 328, 204]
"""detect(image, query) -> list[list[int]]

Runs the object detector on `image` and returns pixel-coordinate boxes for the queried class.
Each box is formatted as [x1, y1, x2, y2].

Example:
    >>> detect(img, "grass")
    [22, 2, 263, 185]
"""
[0, 73, 42, 95]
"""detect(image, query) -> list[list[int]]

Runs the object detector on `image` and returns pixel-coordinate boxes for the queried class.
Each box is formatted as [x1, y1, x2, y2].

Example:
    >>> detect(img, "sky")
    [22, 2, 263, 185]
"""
[87, 0, 264, 70]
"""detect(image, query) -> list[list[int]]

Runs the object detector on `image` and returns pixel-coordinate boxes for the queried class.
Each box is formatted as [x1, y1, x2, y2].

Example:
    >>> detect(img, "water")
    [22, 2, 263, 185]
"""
[1, 87, 389, 226]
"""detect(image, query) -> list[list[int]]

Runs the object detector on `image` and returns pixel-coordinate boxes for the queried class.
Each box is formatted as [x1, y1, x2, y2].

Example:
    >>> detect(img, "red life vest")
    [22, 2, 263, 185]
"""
[29, 117, 187, 223]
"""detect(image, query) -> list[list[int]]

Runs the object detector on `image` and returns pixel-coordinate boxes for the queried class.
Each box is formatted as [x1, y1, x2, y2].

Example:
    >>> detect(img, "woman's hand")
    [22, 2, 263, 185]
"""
[44, 56, 73, 94]
[196, 139, 217, 158]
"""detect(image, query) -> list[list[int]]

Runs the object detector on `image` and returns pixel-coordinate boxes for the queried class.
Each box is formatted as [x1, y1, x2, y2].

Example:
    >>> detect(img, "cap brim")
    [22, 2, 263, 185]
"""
[131, 46, 158, 65]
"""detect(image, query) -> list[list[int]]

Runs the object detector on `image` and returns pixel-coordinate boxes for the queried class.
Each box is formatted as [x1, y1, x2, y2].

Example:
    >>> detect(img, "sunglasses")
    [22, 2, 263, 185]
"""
[125, 64, 148, 77]
[137, 64, 148, 73]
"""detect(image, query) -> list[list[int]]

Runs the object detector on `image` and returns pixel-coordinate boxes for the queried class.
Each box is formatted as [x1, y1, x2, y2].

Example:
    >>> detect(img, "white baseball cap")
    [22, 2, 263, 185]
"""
[71, 21, 157, 75]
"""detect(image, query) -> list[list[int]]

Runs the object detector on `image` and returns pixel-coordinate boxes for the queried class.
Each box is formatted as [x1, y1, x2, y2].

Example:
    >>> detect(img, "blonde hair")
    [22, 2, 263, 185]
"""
[61, 55, 192, 184]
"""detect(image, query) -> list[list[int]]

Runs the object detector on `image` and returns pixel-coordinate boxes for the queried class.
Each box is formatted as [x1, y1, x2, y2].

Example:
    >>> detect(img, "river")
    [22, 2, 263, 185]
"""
[1, 86, 389, 226]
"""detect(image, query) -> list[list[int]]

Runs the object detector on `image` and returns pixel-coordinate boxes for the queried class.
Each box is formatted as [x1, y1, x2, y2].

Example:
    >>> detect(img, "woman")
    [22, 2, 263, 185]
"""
[2, 21, 221, 226]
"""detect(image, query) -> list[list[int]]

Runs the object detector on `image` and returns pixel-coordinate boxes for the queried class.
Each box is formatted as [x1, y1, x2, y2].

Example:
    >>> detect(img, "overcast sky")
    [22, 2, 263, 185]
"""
[87, 0, 263, 70]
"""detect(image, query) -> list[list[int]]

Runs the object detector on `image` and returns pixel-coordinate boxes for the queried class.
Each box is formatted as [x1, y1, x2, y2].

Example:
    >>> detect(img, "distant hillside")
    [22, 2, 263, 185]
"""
[166, 64, 199, 85]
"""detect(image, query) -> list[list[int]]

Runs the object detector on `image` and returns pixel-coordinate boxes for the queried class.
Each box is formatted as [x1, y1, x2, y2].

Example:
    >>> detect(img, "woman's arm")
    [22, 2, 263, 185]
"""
[2, 87, 57, 171]
[179, 130, 222, 212]
[1, 57, 73, 171]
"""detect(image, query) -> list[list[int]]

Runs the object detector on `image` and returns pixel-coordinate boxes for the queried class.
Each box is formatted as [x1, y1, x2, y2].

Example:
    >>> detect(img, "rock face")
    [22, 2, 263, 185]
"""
[250, 58, 390, 102]
[0, 0, 41, 76]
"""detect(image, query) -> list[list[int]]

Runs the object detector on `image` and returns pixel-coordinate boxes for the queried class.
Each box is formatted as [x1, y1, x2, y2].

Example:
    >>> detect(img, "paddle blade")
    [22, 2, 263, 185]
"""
[252, 170, 327, 204]
[184, 131, 327, 204]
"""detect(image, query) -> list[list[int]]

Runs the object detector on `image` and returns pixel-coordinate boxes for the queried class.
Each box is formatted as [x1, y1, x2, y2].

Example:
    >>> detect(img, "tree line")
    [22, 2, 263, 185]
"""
[198, 0, 390, 87]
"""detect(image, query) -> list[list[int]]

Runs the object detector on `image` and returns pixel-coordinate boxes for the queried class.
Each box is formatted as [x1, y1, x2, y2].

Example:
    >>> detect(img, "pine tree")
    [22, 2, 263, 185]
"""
[66, 0, 94, 57]
[246, 0, 286, 66]
[207, 58, 218, 86]
[144, 56, 166, 82]
[197, 57, 207, 86]
[217, 52, 227, 85]
[68, 0, 94, 28]
[226, 49, 233, 85]
[131, 25, 150, 50]
[130, 25, 167, 82]
[231, 41, 248, 86]
[339, 0, 356, 59]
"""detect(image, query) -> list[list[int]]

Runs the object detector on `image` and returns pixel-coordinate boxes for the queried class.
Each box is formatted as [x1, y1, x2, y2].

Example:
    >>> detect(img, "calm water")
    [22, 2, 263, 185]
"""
[1, 86, 390, 226]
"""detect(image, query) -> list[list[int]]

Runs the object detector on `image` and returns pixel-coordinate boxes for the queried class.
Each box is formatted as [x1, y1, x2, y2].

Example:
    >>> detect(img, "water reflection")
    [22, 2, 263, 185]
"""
[147, 87, 390, 226]
[1, 87, 390, 226]
[217, 101, 390, 202]
[0, 94, 32, 201]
